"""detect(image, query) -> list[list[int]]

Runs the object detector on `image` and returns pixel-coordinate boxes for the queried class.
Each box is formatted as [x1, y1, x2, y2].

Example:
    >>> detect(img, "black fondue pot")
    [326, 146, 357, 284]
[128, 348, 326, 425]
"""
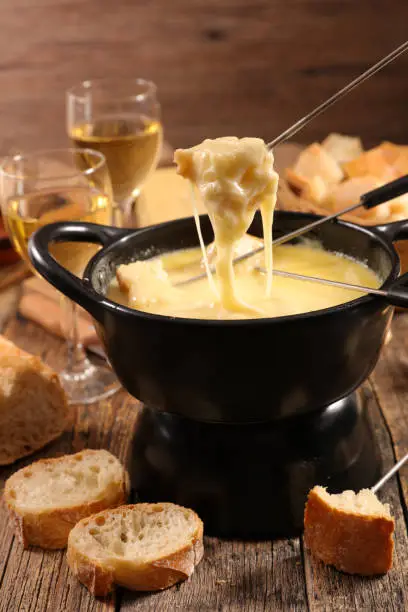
[28, 212, 408, 537]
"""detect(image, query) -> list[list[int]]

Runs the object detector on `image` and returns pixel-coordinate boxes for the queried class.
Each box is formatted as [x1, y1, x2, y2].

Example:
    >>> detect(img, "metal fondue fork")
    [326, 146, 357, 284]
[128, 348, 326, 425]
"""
[176, 175, 408, 288]
[371, 453, 408, 493]
[176, 41, 408, 289]
[266, 40, 408, 150]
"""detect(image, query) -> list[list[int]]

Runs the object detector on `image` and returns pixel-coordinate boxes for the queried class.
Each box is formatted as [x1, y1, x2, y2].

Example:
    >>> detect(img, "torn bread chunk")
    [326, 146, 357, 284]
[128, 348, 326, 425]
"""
[324, 175, 391, 222]
[117, 259, 181, 307]
[378, 141, 408, 166]
[321, 133, 363, 164]
[286, 143, 344, 194]
[343, 146, 398, 182]
[301, 175, 329, 204]
[206, 233, 263, 265]
[304, 486, 394, 575]
[0, 335, 68, 466]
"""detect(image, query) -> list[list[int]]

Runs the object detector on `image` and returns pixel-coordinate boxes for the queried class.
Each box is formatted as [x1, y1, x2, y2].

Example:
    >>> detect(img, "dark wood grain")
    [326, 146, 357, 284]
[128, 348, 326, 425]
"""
[303, 384, 408, 612]
[120, 537, 307, 611]
[0, 0, 407, 157]
[0, 319, 136, 612]
[371, 313, 408, 509]
[0, 308, 407, 610]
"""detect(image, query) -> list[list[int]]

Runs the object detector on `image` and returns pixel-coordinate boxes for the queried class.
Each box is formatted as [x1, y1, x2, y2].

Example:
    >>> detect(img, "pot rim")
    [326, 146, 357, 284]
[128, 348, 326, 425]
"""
[83, 211, 400, 326]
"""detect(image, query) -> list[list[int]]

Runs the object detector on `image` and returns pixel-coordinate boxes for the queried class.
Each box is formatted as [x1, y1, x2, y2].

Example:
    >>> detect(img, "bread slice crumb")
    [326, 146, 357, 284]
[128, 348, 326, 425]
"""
[4, 449, 130, 549]
[67, 503, 204, 595]
[304, 486, 394, 575]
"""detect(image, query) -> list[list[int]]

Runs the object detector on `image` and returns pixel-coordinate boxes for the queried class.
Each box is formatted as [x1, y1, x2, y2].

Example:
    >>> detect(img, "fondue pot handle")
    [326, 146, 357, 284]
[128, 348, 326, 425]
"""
[372, 218, 408, 309]
[385, 272, 408, 308]
[374, 217, 408, 243]
[28, 221, 133, 320]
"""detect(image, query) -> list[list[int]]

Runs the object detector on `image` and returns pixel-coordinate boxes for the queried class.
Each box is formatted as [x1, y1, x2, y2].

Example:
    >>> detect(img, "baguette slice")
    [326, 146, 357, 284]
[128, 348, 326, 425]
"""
[4, 449, 130, 549]
[67, 503, 204, 595]
[304, 486, 394, 575]
[0, 335, 68, 465]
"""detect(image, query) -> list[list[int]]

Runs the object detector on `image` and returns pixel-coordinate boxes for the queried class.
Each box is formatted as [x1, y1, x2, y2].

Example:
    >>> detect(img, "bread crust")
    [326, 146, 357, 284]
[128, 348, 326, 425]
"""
[0, 335, 68, 466]
[304, 487, 394, 575]
[66, 546, 115, 596]
[4, 451, 130, 549]
[67, 503, 204, 596]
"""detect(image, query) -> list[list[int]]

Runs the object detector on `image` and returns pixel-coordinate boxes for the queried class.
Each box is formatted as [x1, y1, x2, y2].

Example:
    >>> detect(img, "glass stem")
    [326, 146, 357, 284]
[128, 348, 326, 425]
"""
[112, 201, 124, 228]
[64, 298, 90, 375]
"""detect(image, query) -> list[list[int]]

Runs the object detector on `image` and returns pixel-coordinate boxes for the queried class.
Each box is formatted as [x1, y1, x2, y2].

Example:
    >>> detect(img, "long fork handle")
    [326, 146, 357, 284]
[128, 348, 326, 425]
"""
[267, 41, 408, 149]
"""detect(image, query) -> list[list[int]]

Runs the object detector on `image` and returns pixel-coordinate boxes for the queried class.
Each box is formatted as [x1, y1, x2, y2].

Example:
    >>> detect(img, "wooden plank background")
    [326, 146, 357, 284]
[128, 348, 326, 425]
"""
[0, 0, 407, 156]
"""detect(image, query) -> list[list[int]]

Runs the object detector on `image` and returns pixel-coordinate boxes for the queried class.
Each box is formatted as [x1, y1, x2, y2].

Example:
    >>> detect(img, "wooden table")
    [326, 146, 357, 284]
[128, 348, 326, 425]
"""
[0, 161, 407, 610]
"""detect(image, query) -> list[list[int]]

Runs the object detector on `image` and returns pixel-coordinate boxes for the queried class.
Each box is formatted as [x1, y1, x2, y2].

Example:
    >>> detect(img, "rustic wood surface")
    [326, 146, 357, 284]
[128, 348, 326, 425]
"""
[0, 147, 407, 609]
[0, 0, 408, 157]
[0, 304, 407, 611]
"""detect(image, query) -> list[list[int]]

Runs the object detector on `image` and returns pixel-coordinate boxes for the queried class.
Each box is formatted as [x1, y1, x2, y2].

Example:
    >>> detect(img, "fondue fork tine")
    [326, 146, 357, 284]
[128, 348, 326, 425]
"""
[176, 175, 408, 288]
[254, 266, 408, 309]
[267, 40, 408, 149]
[256, 268, 388, 299]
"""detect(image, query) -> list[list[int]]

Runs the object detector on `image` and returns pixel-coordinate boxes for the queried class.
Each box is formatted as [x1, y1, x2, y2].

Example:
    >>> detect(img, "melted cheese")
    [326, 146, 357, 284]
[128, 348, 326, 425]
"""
[108, 240, 380, 319]
[174, 137, 278, 315]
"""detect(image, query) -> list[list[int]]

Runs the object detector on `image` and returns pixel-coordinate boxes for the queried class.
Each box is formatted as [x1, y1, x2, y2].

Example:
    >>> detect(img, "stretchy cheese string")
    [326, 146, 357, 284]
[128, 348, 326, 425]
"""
[190, 183, 219, 299]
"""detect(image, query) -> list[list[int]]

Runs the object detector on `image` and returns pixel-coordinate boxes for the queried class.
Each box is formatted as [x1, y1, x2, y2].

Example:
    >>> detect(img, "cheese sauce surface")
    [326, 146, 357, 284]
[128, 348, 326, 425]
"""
[108, 238, 380, 320]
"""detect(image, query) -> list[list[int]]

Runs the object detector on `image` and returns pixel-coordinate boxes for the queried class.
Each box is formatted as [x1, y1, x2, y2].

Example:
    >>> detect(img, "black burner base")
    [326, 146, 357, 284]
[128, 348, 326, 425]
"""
[130, 390, 381, 538]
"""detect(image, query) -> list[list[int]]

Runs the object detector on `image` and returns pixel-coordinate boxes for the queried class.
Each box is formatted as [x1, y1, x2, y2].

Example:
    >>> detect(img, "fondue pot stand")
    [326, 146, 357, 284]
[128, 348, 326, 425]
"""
[29, 212, 408, 537]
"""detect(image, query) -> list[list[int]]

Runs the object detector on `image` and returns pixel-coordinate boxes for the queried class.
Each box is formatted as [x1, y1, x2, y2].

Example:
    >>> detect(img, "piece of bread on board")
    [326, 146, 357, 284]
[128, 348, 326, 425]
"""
[4, 449, 130, 549]
[342, 146, 397, 182]
[304, 485, 394, 575]
[285, 143, 344, 193]
[67, 503, 204, 596]
[321, 133, 363, 164]
[0, 335, 68, 465]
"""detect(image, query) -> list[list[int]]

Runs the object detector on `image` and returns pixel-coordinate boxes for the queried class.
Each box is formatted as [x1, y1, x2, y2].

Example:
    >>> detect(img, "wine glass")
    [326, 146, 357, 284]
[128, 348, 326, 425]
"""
[0, 148, 120, 404]
[66, 78, 162, 226]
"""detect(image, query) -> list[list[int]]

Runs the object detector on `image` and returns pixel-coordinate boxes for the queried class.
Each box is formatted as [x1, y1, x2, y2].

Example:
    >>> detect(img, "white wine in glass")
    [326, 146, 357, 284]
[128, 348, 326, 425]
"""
[0, 148, 120, 404]
[6, 186, 110, 272]
[67, 78, 163, 224]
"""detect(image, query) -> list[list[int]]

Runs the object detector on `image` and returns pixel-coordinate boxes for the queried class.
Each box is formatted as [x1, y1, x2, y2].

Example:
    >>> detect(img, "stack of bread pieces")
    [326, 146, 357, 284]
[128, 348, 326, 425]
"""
[0, 335, 204, 596]
[279, 133, 408, 225]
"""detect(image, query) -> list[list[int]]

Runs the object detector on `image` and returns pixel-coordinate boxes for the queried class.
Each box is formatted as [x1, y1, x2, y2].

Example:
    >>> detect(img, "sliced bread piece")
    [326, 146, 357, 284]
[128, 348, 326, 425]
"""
[4, 449, 130, 549]
[0, 335, 68, 465]
[304, 485, 394, 575]
[67, 503, 204, 595]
